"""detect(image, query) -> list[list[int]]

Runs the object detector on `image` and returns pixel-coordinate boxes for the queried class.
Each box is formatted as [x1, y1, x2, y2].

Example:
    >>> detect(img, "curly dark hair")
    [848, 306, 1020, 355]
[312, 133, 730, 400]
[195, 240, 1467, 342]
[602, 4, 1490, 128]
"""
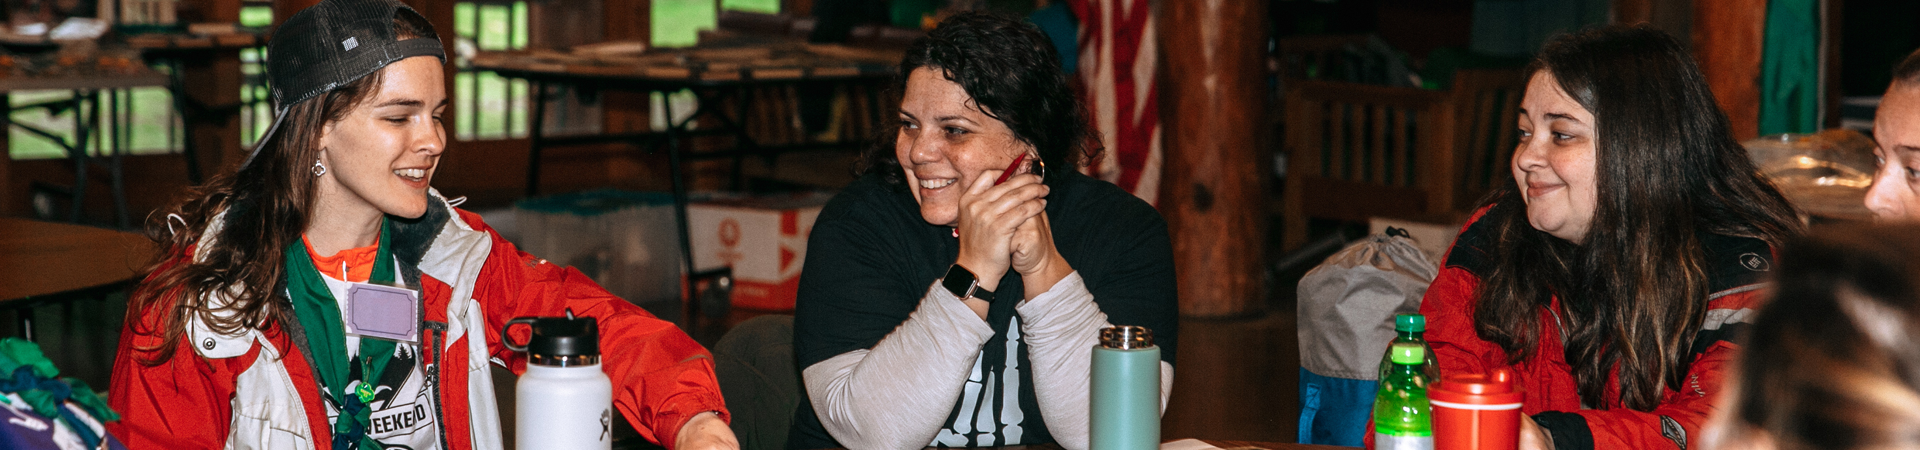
[856, 11, 1099, 186]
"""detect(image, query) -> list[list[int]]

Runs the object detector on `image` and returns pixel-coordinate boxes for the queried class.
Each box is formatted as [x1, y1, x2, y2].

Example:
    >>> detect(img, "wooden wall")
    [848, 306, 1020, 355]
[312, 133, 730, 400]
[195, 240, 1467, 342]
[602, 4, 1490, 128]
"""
[1693, 0, 1770, 140]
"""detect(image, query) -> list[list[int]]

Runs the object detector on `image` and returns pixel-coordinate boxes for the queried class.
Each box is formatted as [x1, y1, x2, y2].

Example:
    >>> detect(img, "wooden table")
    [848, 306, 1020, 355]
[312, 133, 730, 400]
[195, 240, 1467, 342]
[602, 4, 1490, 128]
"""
[0, 217, 153, 339]
[788, 440, 1354, 450]
[1012, 440, 1354, 449]
[472, 42, 897, 332]
[131, 30, 273, 184]
[1205, 441, 1355, 449]
[0, 72, 171, 226]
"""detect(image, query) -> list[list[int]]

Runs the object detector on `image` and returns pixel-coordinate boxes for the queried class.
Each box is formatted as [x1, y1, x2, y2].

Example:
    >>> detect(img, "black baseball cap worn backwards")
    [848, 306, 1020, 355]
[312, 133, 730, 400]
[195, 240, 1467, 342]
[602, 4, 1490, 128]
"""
[243, 0, 446, 169]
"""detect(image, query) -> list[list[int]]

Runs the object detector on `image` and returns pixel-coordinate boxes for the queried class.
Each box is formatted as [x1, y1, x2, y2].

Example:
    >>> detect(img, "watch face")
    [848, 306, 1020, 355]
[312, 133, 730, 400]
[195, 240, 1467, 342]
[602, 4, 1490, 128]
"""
[943, 264, 978, 298]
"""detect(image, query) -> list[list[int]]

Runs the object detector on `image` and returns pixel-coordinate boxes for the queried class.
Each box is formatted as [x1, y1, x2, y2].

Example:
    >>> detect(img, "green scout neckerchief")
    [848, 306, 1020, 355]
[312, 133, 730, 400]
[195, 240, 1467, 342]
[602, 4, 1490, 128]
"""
[285, 219, 402, 450]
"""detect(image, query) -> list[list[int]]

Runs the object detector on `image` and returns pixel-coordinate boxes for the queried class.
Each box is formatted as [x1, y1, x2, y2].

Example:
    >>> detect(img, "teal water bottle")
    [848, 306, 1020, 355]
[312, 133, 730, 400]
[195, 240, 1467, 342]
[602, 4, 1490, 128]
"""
[1373, 314, 1436, 450]
[1091, 325, 1160, 450]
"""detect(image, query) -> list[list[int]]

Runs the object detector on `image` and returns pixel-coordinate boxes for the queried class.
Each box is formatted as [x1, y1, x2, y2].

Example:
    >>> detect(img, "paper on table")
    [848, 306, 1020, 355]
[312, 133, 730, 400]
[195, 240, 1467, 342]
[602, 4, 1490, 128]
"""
[1161, 439, 1223, 450]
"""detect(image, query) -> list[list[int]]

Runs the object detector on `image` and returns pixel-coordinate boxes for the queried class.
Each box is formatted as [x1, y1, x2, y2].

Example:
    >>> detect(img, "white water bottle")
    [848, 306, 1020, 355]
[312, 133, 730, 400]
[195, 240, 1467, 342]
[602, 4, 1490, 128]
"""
[505, 309, 613, 450]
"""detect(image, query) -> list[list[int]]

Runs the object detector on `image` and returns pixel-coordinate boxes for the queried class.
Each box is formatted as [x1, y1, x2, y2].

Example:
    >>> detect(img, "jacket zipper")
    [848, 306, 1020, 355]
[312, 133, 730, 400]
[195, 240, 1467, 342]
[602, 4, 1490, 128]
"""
[424, 320, 450, 450]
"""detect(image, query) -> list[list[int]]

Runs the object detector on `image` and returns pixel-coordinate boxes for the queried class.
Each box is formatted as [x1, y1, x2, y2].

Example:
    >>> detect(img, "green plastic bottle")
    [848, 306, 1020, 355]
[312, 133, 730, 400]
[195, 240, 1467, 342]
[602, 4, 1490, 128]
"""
[1373, 314, 1436, 450]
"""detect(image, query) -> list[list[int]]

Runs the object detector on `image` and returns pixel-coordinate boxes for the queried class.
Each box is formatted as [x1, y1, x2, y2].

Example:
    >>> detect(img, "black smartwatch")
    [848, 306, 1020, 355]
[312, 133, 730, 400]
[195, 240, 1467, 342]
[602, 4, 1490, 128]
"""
[941, 264, 996, 303]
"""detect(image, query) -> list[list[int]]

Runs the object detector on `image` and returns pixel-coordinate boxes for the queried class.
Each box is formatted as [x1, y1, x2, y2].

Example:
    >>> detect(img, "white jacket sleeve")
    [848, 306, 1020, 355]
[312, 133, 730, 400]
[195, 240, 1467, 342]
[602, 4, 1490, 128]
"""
[1017, 272, 1177, 450]
[801, 281, 997, 450]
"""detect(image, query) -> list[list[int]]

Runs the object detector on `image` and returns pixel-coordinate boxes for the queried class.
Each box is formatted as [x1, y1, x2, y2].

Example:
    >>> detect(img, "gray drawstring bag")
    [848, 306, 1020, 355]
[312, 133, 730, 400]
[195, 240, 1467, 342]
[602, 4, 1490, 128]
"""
[1296, 230, 1438, 446]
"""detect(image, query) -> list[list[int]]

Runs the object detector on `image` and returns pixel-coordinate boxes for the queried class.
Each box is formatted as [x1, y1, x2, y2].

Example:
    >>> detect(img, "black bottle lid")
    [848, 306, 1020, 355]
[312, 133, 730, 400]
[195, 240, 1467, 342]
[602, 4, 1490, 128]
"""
[505, 309, 601, 366]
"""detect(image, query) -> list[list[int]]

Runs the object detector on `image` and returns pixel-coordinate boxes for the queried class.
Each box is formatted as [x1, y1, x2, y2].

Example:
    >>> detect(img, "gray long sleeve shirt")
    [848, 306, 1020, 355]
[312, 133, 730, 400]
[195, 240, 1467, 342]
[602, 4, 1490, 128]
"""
[790, 171, 1179, 450]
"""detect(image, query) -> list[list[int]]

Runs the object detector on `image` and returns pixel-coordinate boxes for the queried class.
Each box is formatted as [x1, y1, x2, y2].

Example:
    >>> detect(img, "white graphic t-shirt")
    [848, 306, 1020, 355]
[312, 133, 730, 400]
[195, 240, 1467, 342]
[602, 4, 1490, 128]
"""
[322, 274, 441, 450]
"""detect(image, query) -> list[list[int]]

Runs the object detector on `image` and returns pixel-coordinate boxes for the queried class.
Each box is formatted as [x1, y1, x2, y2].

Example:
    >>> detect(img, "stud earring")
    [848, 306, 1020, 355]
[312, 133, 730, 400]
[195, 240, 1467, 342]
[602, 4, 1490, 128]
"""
[312, 159, 327, 177]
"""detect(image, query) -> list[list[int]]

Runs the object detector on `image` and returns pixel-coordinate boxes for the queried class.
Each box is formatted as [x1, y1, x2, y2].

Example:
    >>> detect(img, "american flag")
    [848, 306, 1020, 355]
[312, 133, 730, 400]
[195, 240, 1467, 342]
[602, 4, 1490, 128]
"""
[1068, 0, 1162, 205]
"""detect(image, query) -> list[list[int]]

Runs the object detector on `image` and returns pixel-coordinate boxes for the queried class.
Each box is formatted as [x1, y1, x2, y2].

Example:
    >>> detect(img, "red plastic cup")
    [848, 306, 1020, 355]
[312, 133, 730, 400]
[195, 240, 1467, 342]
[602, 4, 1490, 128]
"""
[1430, 369, 1523, 450]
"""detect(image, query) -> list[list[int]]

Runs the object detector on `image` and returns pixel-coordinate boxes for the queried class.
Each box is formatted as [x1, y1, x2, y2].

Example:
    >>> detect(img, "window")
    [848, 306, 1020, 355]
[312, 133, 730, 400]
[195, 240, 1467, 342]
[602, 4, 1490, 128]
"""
[453, 1, 530, 141]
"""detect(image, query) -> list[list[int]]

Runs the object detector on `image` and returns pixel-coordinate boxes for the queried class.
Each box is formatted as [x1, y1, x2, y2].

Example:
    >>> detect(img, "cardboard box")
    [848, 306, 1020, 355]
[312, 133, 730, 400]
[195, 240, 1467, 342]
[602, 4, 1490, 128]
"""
[687, 193, 833, 311]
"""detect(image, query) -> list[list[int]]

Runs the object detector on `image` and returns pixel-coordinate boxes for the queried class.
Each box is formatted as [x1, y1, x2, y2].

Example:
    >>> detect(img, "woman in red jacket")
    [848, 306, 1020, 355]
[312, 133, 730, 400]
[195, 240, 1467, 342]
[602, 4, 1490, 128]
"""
[1419, 25, 1800, 450]
[105, 1, 737, 449]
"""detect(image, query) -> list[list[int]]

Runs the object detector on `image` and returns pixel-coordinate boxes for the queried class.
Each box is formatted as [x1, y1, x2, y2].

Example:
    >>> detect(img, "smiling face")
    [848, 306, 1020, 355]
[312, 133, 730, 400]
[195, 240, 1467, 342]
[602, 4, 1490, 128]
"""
[896, 67, 1034, 226]
[1513, 71, 1600, 243]
[1868, 84, 1920, 222]
[315, 56, 448, 220]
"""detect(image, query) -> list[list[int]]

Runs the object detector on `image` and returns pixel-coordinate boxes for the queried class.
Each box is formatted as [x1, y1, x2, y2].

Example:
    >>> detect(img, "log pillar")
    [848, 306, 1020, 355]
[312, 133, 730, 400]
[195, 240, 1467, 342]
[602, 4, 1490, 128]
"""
[1157, 0, 1268, 318]
[603, 0, 652, 135]
[1, 106, 9, 215]
[180, 0, 245, 174]
[1693, 0, 1768, 140]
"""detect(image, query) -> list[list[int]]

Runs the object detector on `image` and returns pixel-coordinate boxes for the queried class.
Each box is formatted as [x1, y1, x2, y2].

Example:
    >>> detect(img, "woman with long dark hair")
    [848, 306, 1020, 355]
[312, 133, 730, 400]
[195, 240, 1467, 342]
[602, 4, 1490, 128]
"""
[789, 12, 1177, 450]
[104, 1, 738, 449]
[1419, 25, 1800, 450]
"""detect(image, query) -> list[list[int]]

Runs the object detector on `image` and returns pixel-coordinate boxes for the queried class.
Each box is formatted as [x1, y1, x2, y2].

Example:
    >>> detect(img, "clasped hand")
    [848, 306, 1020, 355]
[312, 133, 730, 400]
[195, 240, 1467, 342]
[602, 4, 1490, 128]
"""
[953, 171, 1071, 306]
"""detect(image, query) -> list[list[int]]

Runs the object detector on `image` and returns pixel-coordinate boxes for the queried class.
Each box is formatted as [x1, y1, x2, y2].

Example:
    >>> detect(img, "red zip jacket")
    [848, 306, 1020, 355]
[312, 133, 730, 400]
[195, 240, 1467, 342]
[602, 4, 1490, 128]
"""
[105, 192, 729, 450]
[1415, 204, 1770, 450]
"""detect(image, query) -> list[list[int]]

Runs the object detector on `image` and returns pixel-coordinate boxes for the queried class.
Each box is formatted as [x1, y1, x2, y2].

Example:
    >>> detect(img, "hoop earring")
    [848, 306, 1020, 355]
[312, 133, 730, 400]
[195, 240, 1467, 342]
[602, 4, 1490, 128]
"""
[312, 159, 327, 177]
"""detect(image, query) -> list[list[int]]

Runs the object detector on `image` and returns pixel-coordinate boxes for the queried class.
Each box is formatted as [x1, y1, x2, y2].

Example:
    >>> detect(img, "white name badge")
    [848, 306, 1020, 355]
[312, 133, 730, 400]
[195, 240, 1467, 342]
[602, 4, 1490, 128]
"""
[345, 282, 421, 344]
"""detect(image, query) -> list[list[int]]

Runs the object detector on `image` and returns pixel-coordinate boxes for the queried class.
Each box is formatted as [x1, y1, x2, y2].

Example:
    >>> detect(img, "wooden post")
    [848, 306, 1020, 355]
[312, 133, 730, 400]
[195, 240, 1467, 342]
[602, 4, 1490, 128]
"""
[1693, 0, 1768, 140]
[603, 0, 652, 135]
[1157, 0, 1267, 318]
[1615, 0, 1693, 46]
[0, 104, 9, 216]
[181, 0, 244, 173]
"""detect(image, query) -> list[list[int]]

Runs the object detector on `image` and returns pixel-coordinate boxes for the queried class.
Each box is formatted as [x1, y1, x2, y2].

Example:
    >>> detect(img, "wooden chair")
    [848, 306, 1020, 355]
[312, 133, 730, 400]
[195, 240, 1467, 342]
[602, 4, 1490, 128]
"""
[1447, 68, 1527, 212]
[1281, 80, 1453, 251]
[1279, 67, 1525, 251]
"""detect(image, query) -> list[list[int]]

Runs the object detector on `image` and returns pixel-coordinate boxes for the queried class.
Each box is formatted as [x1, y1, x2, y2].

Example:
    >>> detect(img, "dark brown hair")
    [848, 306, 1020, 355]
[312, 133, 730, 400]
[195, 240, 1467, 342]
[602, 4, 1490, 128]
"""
[855, 11, 1099, 186]
[1893, 47, 1920, 87]
[1719, 224, 1920, 450]
[1471, 24, 1801, 411]
[127, 13, 434, 364]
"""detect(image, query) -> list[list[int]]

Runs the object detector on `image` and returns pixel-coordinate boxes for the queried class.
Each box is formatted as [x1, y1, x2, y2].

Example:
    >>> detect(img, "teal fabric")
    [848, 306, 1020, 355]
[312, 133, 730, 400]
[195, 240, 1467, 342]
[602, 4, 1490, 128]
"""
[889, 0, 938, 29]
[1760, 0, 1821, 135]
[1028, 2, 1078, 75]
[0, 339, 56, 379]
